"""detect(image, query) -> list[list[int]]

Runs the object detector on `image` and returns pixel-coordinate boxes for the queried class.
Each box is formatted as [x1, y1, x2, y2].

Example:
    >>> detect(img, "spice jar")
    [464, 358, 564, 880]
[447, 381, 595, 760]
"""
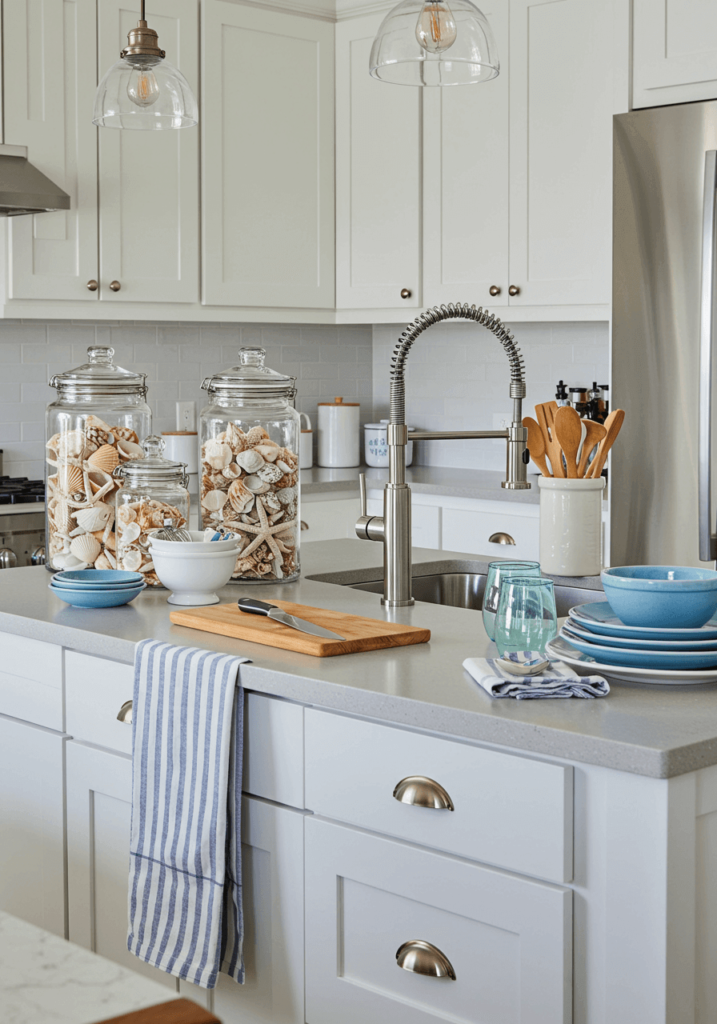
[45, 346, 151, 572]
[200, 347, 300, 584]
[113, 436, 189, 586]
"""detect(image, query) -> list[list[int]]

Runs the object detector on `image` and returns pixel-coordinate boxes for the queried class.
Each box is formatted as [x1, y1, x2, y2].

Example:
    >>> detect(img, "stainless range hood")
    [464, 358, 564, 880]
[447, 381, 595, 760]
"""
[0, 144, 70, 216]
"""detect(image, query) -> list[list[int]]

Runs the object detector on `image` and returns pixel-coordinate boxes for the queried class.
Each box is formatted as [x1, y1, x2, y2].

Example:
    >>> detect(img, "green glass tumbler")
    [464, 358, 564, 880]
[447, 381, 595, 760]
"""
[494, 577, 558, 657]
[482, 561, 541, 640]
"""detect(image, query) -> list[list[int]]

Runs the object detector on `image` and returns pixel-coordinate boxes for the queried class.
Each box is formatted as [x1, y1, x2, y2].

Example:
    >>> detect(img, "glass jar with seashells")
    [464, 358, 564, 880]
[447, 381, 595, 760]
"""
[113, 436, 190, 585]
[200, 348, 301, 583]
[45, 347, 151, 573]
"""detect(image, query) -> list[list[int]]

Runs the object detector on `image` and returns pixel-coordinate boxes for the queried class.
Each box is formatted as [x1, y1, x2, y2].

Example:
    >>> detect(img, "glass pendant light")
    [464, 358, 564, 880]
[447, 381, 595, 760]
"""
[93, 0, 198, 130]
[370, 0, 499, 86]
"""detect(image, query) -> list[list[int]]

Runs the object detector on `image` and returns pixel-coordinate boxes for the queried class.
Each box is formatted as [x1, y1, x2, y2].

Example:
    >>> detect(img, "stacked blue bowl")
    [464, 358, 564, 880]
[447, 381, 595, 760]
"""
[49, 569, 146, 608]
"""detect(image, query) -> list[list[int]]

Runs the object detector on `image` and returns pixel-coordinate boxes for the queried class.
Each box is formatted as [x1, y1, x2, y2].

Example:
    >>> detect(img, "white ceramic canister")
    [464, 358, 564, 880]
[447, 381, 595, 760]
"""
[538, 477, 605, 576]
[299, 413, 313, 470]
[317, 397, 360, 467]
[364, 421, 415, 468]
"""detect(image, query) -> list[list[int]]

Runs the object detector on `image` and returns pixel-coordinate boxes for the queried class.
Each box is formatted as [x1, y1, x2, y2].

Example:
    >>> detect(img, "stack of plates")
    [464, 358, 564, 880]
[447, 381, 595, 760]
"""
[546, 601, 717, 684]
[49, 569, 147, 608]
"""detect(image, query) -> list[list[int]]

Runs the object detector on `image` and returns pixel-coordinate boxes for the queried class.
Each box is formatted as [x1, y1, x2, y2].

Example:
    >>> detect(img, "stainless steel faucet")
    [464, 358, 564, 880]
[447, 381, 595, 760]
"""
[356, 303, 530, 608]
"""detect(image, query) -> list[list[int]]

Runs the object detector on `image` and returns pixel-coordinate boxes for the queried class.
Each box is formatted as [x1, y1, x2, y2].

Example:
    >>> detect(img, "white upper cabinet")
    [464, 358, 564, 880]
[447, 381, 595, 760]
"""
[633, 0, 717, 108]
[202, 1, 335, 309]
[97, 0, 200, 304]
[335, 13, 421, 310]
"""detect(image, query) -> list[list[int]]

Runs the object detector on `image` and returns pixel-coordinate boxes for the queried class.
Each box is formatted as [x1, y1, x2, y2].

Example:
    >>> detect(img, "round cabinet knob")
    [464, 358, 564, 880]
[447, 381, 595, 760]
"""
[508, 284, 520, 296]
[489, 285, 501, 297]
[116, 700, 133, 725]
[393, 775, 454, 810]
[86, 279, 98, 291]
[109, 280, 121, 292]
[400, 288, 412, 299]
[489, 532, 516, 545]
[396, 941, 456, 981]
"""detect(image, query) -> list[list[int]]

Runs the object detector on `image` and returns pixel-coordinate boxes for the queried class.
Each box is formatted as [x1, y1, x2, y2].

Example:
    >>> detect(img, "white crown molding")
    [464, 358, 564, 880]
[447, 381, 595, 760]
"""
[335, 0, 394, 20]
[217, 0, 395, 22]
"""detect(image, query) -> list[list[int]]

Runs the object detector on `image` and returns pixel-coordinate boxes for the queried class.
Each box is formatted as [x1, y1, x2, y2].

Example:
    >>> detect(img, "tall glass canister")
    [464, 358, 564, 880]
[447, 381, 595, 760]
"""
[200, 348, 300, 583]
[45, 346, 151, 572]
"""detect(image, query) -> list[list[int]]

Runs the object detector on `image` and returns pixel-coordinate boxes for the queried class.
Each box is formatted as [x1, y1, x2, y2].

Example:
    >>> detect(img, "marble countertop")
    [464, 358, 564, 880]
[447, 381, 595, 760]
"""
[301, 464, 542, 503]
[0, 912, 180, 1024]
[2, 541, 717, 780]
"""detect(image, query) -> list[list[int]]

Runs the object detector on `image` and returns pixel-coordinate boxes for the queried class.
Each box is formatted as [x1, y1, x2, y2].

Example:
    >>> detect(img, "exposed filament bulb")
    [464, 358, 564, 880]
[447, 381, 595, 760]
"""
[415, 0, 458, 53]
[127, 67, 160, 107]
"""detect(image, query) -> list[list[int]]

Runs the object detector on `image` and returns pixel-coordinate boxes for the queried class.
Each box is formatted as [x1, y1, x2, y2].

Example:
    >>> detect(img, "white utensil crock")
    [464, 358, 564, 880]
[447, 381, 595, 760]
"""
[538, 476, 605, 576]
[364, 422, 415, 468]
[299, 413, 313, 470]
[317, 397, 360, 467]
[161, 431, 199, 476]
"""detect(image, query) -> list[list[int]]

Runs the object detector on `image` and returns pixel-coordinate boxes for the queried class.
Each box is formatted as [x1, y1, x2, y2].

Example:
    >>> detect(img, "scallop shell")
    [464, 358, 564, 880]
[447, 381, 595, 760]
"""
[69, 533, 101, 564]
[57, 429, 90, 460]
[120, 521, 141, 544]
[243, 474, 270, 494]
[88, 444, 120, 473]
[245, 426, 269, 445]
[254, 443, 280, 462]
[275, 487, 297, 505]
[58, 464, 84, 495]
[116, 440, 144, 461]
[221, 463, 243, 480]
[235, 449, 265, 473]
[228, 478, 255, 514]
[117, 505, 137, 524]
[203, 439, 233, 470]
[121, 547, 142, 571]
[73, 502, 113, 532]
[256, 462, 283, 484]
[52, 499, 74, 534]
[202, 489, 229, 512]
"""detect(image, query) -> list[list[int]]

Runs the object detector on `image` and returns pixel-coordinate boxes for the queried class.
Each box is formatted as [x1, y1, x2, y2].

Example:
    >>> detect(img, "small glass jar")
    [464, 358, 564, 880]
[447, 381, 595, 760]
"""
[113, 436, 190, 586]
[45, 346, 151, 572]
[200, 348, 300, 583]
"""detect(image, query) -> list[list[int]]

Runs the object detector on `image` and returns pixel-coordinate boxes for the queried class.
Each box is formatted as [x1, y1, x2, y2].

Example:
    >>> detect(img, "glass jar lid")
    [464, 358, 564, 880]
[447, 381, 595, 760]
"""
[49, 346, 148, 397]
[201, 347, 297, 400]
[113, 436, 188, 487]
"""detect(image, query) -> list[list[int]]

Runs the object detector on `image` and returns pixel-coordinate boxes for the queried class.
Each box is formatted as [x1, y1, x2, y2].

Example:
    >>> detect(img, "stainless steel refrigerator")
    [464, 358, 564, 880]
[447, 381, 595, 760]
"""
[612, 101, 717, 568]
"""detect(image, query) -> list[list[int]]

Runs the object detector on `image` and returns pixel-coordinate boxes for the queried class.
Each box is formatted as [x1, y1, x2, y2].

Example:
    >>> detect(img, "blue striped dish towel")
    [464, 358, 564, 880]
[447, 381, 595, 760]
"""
[127, 639, 250, 989]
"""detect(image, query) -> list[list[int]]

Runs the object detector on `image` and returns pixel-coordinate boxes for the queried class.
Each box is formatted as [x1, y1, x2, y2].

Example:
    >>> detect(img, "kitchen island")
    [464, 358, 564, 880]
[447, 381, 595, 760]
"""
[0, 540, 715, 1023]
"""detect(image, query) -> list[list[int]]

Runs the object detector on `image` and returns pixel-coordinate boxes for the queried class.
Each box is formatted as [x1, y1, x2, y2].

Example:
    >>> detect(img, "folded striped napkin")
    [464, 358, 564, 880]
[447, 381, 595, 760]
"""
[127, 640, 250, 989]
[463, 655, 610, 699]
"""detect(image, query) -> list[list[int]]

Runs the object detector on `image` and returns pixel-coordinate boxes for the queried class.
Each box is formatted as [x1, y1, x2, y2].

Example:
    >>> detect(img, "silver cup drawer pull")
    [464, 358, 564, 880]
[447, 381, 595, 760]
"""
[393, 775, 454, 810]
[488, 531, 516, 545]
[117, 700, 133, 725]
[396, 940, 456, 980]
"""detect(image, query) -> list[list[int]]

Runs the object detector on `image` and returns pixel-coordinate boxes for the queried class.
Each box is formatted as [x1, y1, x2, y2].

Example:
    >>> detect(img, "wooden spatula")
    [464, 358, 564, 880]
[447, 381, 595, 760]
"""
[523, 417, 552, 477]
[587, 409, 625, 478]
[577, 419, 607, 477]
[535, 402, 565, 478]
[554, 406, 582, 478]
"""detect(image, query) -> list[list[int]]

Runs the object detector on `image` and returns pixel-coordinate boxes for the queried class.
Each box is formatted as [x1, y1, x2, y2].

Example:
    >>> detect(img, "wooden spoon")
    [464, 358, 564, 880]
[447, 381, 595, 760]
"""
[522, 417, 552, 477]
[535, 402, 565, 478]
[554, 406, 583, 478]
[587, 409, 626, 478]
[577, 419, 607, 477]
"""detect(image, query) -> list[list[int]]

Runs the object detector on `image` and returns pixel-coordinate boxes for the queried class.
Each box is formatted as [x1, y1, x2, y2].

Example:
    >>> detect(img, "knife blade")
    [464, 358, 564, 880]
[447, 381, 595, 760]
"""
[236, 598, 346, 641]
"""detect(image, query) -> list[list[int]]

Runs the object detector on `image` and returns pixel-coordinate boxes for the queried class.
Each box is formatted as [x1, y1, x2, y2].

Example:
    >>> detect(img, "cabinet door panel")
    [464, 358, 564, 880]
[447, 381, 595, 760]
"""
[422, 0, 509, 309]
[634, 0, 717, 107]
[336, 14, 420, 310]
[98, 0, 199, 304]
[442, 505, 539, 561]
[4, 0, 98, 301]
[509, 0, 613, 306]
[202, 1, 334, 309]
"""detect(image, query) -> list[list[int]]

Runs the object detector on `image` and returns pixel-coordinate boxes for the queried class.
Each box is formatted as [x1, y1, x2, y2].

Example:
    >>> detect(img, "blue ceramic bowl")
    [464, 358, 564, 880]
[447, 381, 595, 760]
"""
[601, 566, 717, 628]
[53, 569, 144, 587]
[49, 582, 146, 608]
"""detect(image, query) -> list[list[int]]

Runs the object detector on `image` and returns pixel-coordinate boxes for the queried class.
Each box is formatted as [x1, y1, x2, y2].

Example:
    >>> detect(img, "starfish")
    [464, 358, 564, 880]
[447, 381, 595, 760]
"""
[236, 498, 297, 578]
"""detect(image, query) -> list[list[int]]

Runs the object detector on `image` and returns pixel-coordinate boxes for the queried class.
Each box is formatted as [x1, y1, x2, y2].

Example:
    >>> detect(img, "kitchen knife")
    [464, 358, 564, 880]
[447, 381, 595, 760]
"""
[236, 598, 346, 641]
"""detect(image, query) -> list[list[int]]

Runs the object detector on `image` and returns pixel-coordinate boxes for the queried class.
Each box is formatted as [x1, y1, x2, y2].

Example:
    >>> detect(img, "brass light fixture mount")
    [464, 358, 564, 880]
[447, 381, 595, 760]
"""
[121, 1, 165, 60]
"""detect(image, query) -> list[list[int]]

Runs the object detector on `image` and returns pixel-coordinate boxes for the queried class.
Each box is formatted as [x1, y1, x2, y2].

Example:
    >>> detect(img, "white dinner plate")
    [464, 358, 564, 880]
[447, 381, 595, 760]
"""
[547, 636, 717, 685]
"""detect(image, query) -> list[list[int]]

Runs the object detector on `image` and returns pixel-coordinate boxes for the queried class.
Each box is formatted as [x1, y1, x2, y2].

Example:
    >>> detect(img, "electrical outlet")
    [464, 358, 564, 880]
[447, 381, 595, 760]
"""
[175, 401, 197, 432]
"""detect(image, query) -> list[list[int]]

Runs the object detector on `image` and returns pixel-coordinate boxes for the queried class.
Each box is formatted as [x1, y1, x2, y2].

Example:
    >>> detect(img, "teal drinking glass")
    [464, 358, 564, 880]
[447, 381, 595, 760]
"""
[494, 577, 558, 657]
[482, 561, 541, 640]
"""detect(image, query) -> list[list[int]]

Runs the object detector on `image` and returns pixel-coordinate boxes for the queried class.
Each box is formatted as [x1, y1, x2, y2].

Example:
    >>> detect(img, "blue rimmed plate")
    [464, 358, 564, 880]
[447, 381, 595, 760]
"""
[546, 635, 717, 685]
[569, 601, 717, 642]
[562, 619, 717, 651]
[558, 627, 717, 670]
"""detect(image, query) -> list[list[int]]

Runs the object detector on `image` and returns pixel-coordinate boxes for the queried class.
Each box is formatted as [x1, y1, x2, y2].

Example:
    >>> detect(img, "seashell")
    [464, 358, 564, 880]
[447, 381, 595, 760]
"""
[95, 553, 113, 571]
[70, 533, 101, 565]
[109, 425, 138, 443]
[255, 443, 280, 462]
[52, 552, 83, 569]
[235, 449, 265, 473]
[276, 530, 296, 548]
[202, 489, 229, 512]
[224, 423, 248, 450]
[221, 463, 242, 480]
[243, 474, 270, 494]
[85, 415, 112, 433]
[203, 439, 233, 470]
[73, 502, 113, 532]
[280, 471, 299, 488]
[228, 478, 255, 514]
[245, 426, 269, 445]
[92, 529, 116, 552]
[120, 521, 141, 544]
[276, 460, 294, 475]
[52, 499, 75, 534]
[57, 429, 90, 460]
[276, 487, 297, 505]
[122, 547, 142, 571]
[257, 462, 283, 484]
[88, 444, 119, 473]
[46, 433, 62, 453]
[116, 440, 144, 461]
[261, 492, 282, 511]
[137, 560, 154, 574]
[59, 464, 85, 495]
[118, 505, 137, 524]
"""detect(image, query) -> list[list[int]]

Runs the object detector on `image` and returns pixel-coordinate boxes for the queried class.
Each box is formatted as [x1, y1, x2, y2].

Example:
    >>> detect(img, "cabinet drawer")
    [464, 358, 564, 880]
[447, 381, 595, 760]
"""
[442, 505, 539, 560]
[305, 710, 572, 882]
[0, 631, 63, 730]
[305, 817, 572, 1024]
[65, 652, 304, 807]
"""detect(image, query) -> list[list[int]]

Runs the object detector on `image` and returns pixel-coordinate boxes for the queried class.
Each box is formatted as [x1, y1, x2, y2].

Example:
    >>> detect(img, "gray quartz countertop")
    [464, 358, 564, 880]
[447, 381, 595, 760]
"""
[1, 540, 716, 780]
[302, 464, 542, 503]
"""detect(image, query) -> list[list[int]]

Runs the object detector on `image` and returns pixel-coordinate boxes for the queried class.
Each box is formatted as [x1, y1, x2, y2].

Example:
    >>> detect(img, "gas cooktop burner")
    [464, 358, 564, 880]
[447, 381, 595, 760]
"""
[0, 476, 45, 504]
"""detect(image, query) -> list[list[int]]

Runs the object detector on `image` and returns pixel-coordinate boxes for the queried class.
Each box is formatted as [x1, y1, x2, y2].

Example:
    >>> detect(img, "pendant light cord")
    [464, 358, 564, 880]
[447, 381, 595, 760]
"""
[140, 0, 146, 22]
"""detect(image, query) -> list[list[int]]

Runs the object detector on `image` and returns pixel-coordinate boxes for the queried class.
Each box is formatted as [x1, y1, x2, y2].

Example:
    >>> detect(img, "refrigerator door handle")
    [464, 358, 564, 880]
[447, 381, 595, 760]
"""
[699, 150, 717, 562]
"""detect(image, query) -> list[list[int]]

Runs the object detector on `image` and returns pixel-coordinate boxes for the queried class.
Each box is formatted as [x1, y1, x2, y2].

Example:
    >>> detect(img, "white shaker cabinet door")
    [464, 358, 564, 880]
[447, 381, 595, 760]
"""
[97, 0, 199, 304]
[508, 0, 616, 307]
[4, 0, 99, 302]
[335, 14, 421, 310]
[305, 818, 572, 1024]
[633, 0, 717, 108]
[422, 0, 510, 310]
[201, 1, 334, 309]
[0, 715, 65, 937]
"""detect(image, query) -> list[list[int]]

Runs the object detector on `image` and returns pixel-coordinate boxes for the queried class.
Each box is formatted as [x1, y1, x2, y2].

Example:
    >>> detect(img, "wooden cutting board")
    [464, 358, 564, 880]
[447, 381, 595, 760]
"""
[169, 599, 430, 657]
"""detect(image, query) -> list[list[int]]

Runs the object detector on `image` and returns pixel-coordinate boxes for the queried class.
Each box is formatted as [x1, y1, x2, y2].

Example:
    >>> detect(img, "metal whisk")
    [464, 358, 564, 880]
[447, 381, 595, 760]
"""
[153, 517, 192, 542]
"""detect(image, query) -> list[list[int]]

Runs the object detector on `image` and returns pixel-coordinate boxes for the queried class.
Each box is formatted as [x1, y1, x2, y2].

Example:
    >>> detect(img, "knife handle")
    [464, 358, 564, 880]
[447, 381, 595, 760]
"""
[237, 598, 277, 616]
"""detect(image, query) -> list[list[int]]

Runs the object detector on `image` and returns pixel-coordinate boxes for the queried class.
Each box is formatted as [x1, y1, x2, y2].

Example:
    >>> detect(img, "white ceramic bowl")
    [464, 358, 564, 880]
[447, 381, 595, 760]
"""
[150, 543, 239, 606]
[149, 529, 239, 552]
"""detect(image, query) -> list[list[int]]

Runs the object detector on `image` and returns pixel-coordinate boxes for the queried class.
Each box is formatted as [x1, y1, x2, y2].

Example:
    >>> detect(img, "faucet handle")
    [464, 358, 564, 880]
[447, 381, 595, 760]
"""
[359, 472, 368, 518]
